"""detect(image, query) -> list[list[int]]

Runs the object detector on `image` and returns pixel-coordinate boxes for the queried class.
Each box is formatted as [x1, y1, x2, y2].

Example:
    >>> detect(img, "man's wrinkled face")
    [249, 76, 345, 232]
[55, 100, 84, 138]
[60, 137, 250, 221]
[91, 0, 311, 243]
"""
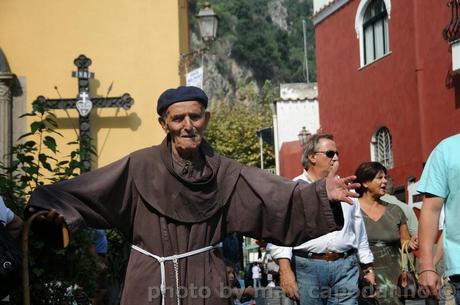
[159, 101, 210, 158]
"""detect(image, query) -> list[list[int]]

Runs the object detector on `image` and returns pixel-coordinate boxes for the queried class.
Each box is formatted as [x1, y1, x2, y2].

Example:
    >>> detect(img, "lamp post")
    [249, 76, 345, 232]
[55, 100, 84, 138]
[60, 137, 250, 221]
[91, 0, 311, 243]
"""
[197, 2, 218, 42]
[179, 2, 219, 75]
[297, 126, 310, 147]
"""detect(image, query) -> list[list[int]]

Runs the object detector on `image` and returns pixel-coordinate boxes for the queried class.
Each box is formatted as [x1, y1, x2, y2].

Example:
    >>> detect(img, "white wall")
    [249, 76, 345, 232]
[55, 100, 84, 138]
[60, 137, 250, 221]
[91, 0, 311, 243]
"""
[313, 0, 334, 14]
[276, 83, 320, 146]
[276, 99, 319, 145]
[272, 83, 320, 175]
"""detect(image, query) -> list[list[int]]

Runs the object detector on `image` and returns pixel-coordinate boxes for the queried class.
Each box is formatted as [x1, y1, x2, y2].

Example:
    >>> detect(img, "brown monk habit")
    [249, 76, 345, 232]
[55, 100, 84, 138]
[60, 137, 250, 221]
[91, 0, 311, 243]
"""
[29, 136, 344, 305]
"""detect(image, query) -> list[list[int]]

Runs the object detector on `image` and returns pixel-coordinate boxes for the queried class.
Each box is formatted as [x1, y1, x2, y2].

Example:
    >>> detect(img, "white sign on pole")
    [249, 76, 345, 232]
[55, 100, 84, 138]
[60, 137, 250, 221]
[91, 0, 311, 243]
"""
[186, 67, 204, 89]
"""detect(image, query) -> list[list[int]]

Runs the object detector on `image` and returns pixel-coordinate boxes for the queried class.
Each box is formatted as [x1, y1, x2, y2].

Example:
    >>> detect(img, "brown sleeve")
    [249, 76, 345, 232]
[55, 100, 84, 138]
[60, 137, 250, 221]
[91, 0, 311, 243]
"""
[28, 156, 135, 238]
[225, 166, 343, 247]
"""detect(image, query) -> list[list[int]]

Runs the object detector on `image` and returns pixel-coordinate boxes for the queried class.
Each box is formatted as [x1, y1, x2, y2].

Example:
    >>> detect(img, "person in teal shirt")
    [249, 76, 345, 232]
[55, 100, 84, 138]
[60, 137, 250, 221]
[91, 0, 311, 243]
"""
[418, 133, 460, 303]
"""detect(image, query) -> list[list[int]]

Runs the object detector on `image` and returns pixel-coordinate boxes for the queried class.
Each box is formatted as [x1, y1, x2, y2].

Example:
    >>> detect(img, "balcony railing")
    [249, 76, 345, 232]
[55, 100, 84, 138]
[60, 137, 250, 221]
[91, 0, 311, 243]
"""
[443, 0, 460, 42]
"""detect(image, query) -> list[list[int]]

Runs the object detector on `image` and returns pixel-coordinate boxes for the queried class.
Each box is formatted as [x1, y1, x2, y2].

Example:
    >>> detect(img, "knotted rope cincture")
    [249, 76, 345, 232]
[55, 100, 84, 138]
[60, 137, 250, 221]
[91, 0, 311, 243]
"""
[131, 243, 222, 305]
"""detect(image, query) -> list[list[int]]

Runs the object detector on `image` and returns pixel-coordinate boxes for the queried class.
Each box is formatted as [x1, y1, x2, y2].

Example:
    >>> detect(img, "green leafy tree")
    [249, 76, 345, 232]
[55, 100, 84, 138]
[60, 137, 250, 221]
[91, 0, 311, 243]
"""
[205, 81, 276, 168]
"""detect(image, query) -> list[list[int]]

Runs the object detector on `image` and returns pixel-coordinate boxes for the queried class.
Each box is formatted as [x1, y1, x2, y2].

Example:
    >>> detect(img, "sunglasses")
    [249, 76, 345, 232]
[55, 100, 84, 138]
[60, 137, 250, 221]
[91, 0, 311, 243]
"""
[315, 150, 339, 158]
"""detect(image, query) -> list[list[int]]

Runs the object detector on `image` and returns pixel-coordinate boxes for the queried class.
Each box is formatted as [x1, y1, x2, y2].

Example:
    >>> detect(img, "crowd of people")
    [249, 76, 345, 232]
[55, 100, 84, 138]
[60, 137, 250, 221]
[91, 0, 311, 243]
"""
[0, 86, 458, 305]
[264, 131, 457, 305]
[263, 134, 420, 305]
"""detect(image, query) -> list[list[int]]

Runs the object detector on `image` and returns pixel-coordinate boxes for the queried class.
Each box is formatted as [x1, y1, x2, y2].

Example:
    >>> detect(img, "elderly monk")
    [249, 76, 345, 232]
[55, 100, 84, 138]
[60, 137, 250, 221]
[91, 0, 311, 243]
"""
[28, 86, 359, 305]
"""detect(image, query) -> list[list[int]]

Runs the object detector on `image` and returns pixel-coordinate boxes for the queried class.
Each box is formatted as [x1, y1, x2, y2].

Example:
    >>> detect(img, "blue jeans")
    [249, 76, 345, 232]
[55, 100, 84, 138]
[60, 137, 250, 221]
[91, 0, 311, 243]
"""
[295, 253, 359, 305]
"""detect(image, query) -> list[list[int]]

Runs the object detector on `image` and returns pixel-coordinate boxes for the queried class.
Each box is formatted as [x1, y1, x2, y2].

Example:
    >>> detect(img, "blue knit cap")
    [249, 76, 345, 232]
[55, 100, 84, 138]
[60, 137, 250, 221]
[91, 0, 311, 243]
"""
[157, 86, 208, 115]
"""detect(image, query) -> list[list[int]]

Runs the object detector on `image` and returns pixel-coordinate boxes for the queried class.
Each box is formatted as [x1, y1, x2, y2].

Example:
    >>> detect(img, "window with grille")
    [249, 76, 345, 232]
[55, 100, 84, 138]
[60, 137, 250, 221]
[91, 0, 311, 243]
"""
[371, 127, 393, 168]
[362, 0, 389, 65]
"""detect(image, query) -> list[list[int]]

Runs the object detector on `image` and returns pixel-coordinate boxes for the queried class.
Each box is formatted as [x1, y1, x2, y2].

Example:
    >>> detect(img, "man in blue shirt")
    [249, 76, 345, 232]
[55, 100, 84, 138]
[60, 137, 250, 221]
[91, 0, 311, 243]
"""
[418, 133, 460, 303]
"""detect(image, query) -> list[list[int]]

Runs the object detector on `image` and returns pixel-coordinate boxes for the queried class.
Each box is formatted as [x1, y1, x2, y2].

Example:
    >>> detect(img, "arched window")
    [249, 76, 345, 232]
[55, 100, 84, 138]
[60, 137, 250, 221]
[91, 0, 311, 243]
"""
[371, 127, 393, 169]
[355, 0, 391, 66]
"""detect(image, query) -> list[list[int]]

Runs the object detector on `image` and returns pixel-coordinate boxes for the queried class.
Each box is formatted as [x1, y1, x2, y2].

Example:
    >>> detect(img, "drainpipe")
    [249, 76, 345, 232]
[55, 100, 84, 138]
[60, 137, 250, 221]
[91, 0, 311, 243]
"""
[412, 0, 428, 164]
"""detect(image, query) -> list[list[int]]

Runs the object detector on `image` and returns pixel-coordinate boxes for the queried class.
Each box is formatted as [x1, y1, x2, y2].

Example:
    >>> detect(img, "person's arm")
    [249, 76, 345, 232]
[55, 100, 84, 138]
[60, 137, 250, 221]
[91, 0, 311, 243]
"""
[278, 258, 299, 300]
[400, 223, 418, 250]
[354, 202, 376, 285]
[394, 204, 416, 250]
[269, 244, 299, 299]
[433, 233, 443, 267]
[418, 195, 443, 297]
[225, 166, 350, 247]
[6, 215, 23, 239]
[27, 156, 135, 240]
[406, 207, 419, 237]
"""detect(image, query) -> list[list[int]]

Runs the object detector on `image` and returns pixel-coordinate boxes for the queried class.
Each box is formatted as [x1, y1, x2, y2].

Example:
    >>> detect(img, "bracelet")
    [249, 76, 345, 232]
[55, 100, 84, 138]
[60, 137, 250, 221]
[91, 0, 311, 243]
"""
[418, 269, 439, 276]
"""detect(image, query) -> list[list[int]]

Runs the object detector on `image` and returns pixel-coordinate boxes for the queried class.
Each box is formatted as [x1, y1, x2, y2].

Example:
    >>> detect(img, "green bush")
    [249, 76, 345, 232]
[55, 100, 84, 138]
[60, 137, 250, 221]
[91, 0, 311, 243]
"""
[0, 99, 108, 304]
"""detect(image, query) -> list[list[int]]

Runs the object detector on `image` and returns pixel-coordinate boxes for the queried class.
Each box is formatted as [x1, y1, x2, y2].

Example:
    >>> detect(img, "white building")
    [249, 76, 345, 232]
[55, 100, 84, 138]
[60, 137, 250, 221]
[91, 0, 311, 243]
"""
[272, 83, 319, 176]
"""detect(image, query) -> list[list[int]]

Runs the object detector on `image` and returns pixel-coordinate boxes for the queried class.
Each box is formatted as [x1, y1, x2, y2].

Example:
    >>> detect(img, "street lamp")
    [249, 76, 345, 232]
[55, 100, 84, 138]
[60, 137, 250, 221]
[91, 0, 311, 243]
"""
[179, 3, 219, 75]
[196, 2, 219, 42]
[297, 126, 310, 147]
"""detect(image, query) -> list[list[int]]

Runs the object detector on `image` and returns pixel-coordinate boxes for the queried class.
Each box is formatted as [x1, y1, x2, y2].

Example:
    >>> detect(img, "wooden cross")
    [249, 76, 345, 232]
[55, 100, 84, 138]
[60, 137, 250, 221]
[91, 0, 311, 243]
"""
[34, 54, 134, 172]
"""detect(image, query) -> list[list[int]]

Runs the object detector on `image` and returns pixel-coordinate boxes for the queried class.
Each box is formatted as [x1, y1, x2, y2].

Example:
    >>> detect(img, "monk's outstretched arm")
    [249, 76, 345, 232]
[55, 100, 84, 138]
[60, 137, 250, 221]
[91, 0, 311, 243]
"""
[225, 166, 343, 246]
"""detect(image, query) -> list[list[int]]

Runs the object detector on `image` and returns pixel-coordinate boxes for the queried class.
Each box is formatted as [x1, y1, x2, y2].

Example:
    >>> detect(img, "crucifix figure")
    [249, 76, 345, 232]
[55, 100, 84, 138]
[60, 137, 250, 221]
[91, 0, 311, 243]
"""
[35, 54, 134, 172]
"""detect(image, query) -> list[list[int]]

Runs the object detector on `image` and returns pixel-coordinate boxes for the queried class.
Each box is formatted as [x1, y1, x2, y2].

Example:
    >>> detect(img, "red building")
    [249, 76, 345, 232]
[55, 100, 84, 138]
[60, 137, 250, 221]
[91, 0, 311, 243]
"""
[311, 0, 460, 188]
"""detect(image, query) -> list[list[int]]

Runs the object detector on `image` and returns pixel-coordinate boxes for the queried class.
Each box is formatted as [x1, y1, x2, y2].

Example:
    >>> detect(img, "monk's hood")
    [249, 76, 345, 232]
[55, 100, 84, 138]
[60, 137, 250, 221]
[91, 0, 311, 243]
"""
[129, 137, 242, 223]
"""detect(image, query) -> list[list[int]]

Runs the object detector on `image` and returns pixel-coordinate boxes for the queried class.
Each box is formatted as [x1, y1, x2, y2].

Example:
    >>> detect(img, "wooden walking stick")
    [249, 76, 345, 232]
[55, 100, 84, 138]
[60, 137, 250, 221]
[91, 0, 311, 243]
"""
[22, 210, 69, 305]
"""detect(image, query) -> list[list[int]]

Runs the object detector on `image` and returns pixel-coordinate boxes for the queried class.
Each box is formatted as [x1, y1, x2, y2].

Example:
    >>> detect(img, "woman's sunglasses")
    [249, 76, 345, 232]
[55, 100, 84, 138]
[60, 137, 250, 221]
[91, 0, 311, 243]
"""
[315, 150, 339, 158]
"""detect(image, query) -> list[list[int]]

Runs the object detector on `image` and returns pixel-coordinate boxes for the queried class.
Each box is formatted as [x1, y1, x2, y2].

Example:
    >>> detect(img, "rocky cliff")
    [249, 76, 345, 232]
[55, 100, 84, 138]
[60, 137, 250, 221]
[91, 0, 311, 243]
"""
[188, 0, 316, 102]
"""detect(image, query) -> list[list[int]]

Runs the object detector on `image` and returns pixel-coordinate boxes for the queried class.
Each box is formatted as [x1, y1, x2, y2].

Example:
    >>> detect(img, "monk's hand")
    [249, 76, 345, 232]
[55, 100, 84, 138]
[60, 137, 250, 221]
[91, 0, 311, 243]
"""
[278, 259, 299, 301]
[27, 207, 65, 225]
[325, 175, 360, 204]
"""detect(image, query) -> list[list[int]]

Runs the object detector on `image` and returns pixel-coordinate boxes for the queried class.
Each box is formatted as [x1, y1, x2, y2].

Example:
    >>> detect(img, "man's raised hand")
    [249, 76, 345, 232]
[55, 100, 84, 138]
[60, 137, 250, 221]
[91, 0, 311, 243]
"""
[325, 175, 360, 204]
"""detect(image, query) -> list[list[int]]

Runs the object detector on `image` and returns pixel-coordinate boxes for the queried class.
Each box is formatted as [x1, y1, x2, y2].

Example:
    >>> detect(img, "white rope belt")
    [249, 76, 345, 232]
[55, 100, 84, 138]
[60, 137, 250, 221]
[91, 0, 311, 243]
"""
[131, 243, 222, 305]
